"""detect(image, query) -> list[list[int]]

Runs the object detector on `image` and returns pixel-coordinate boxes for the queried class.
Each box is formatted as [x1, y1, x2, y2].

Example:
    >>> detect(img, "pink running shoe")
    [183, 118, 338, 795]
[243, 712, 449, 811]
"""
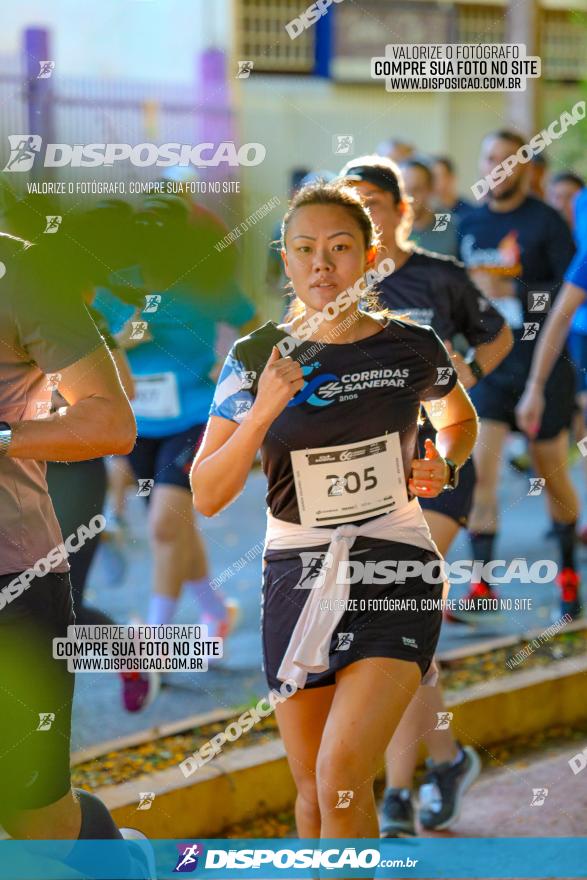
[120, 670, 160, 713]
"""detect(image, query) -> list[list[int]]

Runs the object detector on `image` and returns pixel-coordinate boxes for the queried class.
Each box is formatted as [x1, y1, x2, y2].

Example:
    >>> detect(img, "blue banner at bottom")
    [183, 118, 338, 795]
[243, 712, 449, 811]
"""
[0, 838, 585, 879]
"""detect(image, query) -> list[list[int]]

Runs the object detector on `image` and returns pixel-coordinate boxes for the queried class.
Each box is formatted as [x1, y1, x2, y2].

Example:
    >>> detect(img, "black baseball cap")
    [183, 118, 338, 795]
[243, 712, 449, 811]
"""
[340, 164, 402, 202]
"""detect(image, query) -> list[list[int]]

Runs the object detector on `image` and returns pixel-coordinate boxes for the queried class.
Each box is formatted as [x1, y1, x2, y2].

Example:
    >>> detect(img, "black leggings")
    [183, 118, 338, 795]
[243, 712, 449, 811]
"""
[47, 458, 115, 626]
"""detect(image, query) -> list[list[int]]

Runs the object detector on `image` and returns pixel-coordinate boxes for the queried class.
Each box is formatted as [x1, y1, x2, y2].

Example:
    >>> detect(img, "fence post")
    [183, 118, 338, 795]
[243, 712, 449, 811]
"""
[24, 27, 55, 179]
[197, 48, 233, 178]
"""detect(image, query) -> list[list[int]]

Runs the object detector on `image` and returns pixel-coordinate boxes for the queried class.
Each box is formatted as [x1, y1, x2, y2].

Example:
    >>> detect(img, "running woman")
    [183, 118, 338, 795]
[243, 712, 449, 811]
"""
[94, 198, 257, 711]
[340, 155, 512, 835]
[192, 181, 478, 839]
[460, 130, 578, 620]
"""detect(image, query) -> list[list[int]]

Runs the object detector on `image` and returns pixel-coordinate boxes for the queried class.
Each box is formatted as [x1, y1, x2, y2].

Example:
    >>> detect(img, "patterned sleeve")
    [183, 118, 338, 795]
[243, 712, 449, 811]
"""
[209, 347, 256, 423]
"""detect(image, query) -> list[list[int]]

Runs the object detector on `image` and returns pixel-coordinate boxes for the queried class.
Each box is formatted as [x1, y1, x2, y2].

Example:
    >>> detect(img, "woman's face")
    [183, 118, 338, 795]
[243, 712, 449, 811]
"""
[351, 181, 404, 238]
[282, 203, 370, 313]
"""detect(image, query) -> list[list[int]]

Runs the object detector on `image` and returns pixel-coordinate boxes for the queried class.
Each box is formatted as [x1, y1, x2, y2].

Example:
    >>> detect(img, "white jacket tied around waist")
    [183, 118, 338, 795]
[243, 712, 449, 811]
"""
[263, 498, 444, 689]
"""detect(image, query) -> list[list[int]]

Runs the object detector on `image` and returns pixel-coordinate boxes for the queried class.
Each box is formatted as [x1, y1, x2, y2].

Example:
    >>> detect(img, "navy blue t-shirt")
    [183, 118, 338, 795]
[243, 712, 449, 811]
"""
[210, 318, 457, 525]
[458, 197, 575, 339]
[375, 248, 504, 345]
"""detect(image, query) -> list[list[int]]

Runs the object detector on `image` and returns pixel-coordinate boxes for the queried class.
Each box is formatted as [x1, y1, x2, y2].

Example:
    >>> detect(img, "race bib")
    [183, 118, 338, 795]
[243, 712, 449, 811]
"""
[490, 295, 524, 329]
[291, 433, 408, 528]
[133, 372, 180, 420]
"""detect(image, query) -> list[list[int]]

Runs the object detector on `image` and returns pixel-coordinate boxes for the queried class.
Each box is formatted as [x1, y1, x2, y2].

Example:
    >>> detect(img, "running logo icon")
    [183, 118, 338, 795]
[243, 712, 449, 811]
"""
[435, 711, 453, 730]
[137, 792, 155, 810]
[37, 713, 55, 731]
[433, 213, 451, 232]
[239, 370, 256, 390]
[522, 322, 539, 341]
[435, 366, 454, 385]
[236, 61, 254, 79]
[173, 843, 203, 872]
[3, 135, 42, 172]
[37, 61, 55, 78]
[44, 215, 62, 234]
[137, 479, 155, 497]
[528, 478, 545, 496]
[335, 791, 354, 809]
[528, 292, 550, 312]
[333, 135, 354, 155]
[45, 372, 61, 391]
[335, 632, 354, 651]
[35, 401, 52, 420]
[233, 399, 253, 420]
[530, 788, 548, 806]
[130, 321, 149, 340]
[569, 746, 587, 775]
[294, 552, 333, 589]
[327, 476, 347, 497]
[143, 294, 161, 313]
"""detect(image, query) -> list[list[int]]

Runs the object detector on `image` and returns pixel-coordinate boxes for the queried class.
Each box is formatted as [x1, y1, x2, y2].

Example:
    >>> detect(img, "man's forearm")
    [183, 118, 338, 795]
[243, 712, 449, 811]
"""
[474, 324, 513, 375]
[526, 307, 575, 388]
[8, 398, 136, 461]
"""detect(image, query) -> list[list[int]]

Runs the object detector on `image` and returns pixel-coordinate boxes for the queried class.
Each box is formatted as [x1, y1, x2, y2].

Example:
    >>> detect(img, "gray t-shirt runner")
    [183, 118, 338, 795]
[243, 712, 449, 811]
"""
[0, 233, 103, 576]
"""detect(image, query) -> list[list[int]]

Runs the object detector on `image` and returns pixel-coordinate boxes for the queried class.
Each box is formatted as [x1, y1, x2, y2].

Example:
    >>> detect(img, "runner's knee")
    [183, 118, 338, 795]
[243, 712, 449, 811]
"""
[316, 743, 368, 810]
[150, 511, 183, 544]
[296, 779, 320, 816]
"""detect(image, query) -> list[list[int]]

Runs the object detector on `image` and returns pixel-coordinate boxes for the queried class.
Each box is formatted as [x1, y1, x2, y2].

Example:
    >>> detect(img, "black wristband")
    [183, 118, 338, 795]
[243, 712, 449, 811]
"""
[465, 354, 484, 381]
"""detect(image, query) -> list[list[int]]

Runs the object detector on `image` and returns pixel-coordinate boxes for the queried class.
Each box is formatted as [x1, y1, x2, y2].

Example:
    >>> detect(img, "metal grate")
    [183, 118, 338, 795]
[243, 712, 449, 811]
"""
[235, 0, 315, 73]
[456, 4, 505, 44]
[541, 9, 587, 81]
[235, 0, 587, 82]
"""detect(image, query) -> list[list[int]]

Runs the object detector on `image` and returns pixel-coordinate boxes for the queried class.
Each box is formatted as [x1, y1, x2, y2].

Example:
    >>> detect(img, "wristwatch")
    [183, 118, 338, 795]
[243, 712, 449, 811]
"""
[443, 458, 460, 491]
[0, 421, 12, 457]
[464, 352, 484, 382]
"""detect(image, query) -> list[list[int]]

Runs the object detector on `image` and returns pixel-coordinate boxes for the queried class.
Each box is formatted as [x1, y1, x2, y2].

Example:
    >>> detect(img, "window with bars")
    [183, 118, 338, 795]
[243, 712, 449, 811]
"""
[234, 0, 587, 82]
[541, 9, 587, 81]
[456, 4, 505, 44]
[235, 0, 315, 73]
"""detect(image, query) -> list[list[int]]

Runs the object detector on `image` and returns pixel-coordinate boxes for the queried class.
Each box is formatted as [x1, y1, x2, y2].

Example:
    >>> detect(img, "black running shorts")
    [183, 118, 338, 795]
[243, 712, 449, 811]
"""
[261, 538, 443, 691]
[0, 572, 75, 813]
[420, 456, 476, 527]
[469, 337, 576, 440]
[127, 422, 206, 492]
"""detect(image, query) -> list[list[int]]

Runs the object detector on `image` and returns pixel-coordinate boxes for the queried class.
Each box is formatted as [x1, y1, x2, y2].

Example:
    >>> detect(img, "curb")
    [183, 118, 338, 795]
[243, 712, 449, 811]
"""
[99, 654, 587, 837]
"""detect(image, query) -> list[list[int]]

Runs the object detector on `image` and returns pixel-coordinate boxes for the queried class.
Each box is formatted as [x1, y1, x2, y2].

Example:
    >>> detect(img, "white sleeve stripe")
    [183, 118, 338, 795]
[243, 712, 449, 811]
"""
[212, 368, 243, 409]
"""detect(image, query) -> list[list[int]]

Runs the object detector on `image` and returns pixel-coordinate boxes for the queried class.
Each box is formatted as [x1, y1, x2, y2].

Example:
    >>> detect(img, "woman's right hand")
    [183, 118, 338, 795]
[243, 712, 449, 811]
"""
[515, 382, 545, 438]
[250, 346, 304, 425]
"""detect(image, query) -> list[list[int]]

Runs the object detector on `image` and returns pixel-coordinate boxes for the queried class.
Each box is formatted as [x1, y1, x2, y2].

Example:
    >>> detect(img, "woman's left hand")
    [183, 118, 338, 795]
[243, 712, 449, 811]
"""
[409, 438, 449, 498]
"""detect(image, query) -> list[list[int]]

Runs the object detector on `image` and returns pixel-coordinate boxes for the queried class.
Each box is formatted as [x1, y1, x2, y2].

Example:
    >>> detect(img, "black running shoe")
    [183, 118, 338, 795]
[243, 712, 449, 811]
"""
[380, 787, 415, 838]
[418, 745, 481, 831]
